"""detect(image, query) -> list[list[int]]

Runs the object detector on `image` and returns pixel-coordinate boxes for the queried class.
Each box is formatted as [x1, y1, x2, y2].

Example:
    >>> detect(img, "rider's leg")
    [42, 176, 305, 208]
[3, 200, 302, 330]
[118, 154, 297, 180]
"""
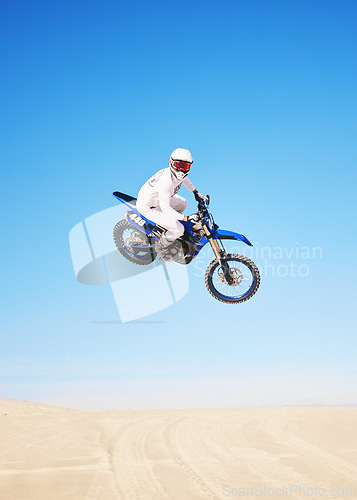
[170, 194, 187, 214]
[155, 233, 173, 251]
[136, 202, 185, 261]
[156, 220, 184, 252]
[164, 219, 184, 240]
[136, 203, 184, 245]
[155, 196, 186, 249]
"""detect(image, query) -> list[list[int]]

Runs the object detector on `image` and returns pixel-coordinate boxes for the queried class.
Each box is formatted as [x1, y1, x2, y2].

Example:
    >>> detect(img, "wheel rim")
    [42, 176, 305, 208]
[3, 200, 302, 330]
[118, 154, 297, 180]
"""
[210, 259, 255, 301]
[121, 229, 152, 260]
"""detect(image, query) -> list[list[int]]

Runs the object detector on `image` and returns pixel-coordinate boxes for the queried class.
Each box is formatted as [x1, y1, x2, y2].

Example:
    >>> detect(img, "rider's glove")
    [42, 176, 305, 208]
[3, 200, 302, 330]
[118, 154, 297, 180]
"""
[193, 190, 205, 203]
[187, 213, 200, 223]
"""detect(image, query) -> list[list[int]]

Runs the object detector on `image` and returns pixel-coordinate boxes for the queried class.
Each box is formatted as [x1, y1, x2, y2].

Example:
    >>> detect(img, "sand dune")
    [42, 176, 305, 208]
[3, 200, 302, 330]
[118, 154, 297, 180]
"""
[0, 399, 356, 500]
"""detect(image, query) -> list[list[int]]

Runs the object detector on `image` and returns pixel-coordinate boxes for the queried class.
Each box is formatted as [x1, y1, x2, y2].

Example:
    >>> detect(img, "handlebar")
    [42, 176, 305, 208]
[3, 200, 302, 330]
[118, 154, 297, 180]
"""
[198, 194, 209, 207]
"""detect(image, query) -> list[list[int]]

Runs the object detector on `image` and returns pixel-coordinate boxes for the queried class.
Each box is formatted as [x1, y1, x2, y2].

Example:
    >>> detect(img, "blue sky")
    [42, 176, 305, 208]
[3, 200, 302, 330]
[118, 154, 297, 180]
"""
[1, 0, 356, 409]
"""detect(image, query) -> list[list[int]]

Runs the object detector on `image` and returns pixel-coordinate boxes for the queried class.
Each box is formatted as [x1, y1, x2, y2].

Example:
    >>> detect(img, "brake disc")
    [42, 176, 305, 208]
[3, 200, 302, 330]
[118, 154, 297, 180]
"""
[218, 267, 243, 286]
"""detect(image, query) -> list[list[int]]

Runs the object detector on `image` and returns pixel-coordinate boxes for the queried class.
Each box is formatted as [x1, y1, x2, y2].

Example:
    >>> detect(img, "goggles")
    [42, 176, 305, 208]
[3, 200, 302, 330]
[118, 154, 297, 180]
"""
[171, 160, 192, 172]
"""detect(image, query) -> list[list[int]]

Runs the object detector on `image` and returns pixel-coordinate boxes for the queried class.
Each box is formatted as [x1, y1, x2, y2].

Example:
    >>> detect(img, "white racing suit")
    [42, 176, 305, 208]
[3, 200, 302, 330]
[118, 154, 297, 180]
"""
[136, 168, 196, 241]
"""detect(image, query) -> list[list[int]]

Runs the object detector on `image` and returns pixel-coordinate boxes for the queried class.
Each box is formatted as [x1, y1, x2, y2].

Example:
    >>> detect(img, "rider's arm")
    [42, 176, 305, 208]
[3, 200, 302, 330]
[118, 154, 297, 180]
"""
[182, 177, 196, 192]
[182, 177, 202, 200]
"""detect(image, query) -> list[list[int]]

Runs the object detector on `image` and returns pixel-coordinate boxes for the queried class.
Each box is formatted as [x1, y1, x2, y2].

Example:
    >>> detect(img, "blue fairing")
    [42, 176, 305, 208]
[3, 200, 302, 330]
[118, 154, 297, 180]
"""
[217, 229, 253, 246]
[180, 220, 197, 237]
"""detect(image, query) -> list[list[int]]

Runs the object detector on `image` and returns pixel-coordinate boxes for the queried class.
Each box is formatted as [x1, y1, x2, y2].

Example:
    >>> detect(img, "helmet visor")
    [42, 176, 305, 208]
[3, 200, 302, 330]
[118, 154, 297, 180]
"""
[172, 160, 192, 172]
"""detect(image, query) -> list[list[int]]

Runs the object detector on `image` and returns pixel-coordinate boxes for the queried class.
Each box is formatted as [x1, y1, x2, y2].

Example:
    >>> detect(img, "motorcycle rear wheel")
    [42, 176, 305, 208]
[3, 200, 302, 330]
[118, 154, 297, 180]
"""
[205, 253, 260, 303]
[113, 220, 157, 265]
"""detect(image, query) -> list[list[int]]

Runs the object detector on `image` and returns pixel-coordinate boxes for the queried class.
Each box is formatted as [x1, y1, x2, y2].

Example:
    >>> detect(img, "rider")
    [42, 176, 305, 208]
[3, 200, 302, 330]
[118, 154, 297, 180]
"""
[136, 148, 205, 255]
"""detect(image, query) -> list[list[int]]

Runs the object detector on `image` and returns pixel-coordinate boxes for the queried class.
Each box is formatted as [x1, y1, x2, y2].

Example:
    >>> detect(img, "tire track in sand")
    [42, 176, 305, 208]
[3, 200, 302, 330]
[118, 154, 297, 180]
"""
[102, 414, 174, 500]
[163, 414, 221, 499]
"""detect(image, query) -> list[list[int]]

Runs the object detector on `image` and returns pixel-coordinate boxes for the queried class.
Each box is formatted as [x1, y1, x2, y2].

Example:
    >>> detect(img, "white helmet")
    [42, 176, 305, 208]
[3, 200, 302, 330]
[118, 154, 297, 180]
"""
[169, 148, 193, 180]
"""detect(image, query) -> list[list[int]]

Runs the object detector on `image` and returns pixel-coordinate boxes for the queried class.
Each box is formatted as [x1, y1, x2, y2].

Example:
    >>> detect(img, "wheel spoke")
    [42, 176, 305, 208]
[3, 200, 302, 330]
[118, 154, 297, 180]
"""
[113, 220, 156, 265]
[205, 254, 259, 303]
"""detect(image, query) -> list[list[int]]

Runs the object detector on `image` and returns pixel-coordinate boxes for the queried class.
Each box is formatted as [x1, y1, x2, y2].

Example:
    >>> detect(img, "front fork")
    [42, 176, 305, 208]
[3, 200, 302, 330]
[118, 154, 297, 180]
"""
[203, 224, 234, 285]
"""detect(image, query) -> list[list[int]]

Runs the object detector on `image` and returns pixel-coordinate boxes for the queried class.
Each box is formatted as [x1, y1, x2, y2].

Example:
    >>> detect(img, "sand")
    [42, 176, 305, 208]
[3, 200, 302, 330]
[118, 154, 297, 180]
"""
[0, 399, 356, 500]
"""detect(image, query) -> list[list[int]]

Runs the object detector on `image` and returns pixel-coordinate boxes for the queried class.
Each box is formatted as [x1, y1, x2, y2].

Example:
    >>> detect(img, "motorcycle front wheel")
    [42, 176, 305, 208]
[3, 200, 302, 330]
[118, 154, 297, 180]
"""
[205, 254, 260, 304]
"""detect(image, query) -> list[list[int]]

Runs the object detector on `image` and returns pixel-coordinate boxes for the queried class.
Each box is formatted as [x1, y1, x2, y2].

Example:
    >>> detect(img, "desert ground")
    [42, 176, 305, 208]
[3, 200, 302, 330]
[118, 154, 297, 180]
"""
[0, 399, 356, 500]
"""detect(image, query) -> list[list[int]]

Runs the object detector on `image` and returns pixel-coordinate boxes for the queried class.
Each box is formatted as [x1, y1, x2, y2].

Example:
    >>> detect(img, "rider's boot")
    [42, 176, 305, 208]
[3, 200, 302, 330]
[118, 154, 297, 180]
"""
[155, 233, 175, 262]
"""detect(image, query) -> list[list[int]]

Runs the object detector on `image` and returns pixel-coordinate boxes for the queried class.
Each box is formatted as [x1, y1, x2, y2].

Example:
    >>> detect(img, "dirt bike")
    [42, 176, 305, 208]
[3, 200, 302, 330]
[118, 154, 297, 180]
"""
[112, 191, 260, 304]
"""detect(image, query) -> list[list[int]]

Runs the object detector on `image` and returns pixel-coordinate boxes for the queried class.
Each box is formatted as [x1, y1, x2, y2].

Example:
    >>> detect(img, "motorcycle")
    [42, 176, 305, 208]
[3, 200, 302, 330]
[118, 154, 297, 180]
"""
[112, 191, 260, 304]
